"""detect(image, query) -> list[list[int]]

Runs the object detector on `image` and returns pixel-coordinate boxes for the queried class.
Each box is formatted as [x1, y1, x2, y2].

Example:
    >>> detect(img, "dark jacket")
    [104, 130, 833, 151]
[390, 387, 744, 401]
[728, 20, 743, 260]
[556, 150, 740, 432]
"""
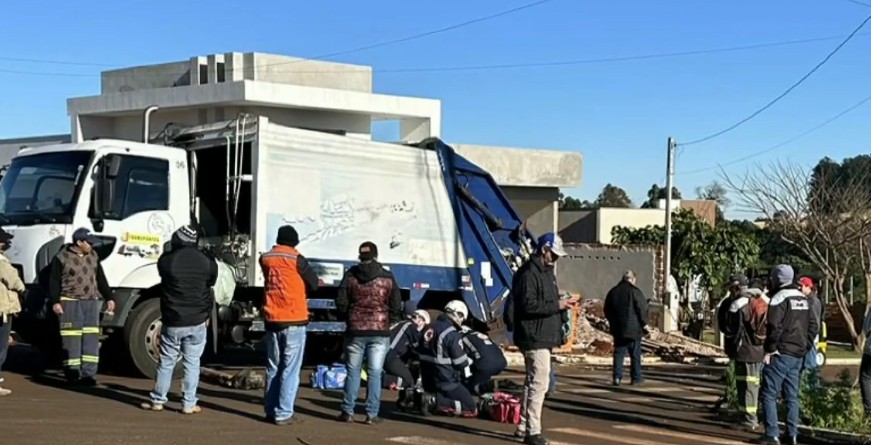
[724, 291, 766, 363]
[510, 255, 563, 351]
[765, 286, 819, 358]
[336, 261, 402, 336]
[717, 293, 741, 358]
[460, 327, 507, 376]
[417, 314, 471, 391]
[157, 243, 218, 328]
[389, 319, 422, 360]
[604, 280, 648, 340]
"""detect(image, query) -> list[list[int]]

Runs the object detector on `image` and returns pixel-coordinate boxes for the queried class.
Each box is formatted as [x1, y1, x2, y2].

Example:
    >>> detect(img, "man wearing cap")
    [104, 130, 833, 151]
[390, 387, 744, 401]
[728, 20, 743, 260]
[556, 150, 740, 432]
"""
[0, 228, 25, 396]
[335, 241, 402, 425]
[509, 233, 578, 445]
[48, 227, 114, 385]
[758, 265, 819, 445]
[723, 275, 767, 432]
[141, 225, 217, 414]
[798, 276, 823, 381]
[604, 269, 649, 386]
[260, 225, 319, 425]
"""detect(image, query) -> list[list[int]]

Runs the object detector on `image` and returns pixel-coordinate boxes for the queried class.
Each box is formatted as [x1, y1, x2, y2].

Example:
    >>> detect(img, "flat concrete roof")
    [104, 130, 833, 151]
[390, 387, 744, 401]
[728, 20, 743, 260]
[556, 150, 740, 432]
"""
[68, 80, 441, 121]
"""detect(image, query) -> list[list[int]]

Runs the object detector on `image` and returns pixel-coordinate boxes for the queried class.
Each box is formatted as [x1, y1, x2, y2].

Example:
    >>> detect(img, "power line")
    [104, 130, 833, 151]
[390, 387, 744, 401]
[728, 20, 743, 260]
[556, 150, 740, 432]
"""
[3, 31, 871, 79]
[679, 92, 871, 175]
[0, 0, 552, 74]
[841, 0, 871, 8]
[679, 13, 871, 147]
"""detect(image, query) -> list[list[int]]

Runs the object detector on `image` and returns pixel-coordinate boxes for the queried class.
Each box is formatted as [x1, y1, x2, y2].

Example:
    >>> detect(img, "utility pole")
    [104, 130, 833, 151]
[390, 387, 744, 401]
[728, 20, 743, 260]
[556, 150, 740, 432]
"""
[664, 137, 677, 331]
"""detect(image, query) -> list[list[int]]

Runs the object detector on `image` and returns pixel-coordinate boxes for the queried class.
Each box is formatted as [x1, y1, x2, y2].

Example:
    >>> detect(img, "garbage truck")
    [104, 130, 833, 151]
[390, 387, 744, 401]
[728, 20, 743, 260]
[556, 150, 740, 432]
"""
[0, 114, 537, 379]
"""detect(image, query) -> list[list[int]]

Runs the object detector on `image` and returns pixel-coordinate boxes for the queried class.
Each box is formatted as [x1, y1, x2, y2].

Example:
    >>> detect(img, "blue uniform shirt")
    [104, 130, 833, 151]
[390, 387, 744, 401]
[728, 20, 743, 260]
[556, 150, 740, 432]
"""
[417, 314, 471, 391]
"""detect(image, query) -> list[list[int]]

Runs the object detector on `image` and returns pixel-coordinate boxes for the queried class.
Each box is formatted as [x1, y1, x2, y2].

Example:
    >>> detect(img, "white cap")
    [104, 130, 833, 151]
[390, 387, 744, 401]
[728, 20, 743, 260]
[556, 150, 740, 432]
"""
[413, 309, 431, 325]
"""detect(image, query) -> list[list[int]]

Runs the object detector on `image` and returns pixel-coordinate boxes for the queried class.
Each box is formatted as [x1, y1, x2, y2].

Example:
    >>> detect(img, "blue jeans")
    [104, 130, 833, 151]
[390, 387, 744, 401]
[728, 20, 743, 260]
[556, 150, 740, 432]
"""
[341, 336, 389, 418]
[150, 322, 207, 411]
[613, 337, 643, 383]
[760, 353, 803, 439]
[264, 326, 307, 422]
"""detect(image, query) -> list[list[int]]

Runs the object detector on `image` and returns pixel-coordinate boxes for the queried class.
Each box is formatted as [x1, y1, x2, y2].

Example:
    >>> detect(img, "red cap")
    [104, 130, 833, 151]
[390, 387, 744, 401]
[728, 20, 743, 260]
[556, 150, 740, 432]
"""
[798, 277, 814, 289]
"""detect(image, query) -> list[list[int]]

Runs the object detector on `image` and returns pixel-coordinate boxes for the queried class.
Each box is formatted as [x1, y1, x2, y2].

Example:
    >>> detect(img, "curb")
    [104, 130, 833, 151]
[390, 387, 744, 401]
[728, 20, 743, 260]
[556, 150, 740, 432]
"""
[826, 358, 862, 366]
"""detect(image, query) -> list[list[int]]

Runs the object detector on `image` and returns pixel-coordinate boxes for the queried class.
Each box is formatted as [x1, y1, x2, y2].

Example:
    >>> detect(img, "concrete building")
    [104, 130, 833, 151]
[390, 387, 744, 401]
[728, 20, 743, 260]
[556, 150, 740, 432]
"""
[0, 52, 581, 235]
[559, 199, 718, 244]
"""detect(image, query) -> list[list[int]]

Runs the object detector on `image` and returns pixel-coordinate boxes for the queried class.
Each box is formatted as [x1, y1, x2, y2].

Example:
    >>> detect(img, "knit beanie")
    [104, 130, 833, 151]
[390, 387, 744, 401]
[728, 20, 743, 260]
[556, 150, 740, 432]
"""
[770, 264, 795, 288]
[276, 225, 300, 247]
[171, 225, 198, 247]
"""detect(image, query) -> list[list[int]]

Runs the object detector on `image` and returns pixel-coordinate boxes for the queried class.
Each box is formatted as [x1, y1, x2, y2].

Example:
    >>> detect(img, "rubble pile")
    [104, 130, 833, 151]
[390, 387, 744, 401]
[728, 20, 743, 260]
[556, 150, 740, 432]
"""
[568, 298, 726, 362]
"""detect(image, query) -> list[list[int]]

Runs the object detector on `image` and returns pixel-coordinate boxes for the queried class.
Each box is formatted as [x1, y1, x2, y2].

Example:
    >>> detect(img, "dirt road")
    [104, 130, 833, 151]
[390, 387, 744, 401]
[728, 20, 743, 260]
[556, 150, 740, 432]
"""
[0, 346, 842, 445]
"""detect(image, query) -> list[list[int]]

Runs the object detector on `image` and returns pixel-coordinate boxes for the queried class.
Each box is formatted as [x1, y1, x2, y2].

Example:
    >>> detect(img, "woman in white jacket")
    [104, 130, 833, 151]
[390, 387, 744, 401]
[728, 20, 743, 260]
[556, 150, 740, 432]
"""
[0, 228, 25, 396]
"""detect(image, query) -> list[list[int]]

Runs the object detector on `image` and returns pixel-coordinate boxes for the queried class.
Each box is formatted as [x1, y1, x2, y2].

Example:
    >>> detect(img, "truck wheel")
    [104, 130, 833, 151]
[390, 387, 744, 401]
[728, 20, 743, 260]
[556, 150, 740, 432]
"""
[124, 298, 180, 379]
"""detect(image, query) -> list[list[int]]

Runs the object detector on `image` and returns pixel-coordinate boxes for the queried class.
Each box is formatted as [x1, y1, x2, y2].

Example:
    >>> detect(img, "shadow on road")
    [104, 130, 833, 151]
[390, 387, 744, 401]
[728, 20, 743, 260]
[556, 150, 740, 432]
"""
[547, 397, 755, 444]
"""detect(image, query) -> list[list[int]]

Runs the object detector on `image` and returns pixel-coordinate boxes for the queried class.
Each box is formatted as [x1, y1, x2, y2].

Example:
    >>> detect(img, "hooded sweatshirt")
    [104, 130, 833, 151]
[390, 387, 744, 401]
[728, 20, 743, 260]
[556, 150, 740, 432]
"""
[335, 261, 402, 336]
[156, 230, 219, 327]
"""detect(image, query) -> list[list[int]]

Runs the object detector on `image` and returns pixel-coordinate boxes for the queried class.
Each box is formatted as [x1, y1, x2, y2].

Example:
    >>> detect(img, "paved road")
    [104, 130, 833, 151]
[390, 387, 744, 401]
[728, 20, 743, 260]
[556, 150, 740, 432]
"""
[0, 347, 817, 445]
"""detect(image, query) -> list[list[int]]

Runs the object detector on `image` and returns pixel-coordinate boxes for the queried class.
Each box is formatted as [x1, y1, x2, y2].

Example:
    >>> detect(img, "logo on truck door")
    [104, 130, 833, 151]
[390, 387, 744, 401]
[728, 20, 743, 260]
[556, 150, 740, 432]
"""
[117, 232, 163, 260]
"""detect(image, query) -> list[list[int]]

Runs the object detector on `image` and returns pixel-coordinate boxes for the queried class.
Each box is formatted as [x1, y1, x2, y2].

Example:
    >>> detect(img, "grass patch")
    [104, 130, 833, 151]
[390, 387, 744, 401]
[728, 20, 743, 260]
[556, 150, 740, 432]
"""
[827, 343, 862, 360]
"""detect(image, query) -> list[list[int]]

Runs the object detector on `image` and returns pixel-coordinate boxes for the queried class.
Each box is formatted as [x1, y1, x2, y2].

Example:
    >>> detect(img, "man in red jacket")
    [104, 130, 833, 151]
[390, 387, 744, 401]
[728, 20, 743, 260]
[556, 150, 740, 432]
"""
[335, 241, 402, 425]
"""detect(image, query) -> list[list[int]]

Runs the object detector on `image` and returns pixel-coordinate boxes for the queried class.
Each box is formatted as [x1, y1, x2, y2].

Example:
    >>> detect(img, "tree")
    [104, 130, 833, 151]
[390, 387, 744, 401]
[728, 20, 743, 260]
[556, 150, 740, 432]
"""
[610, 209, 760, 297]
[594, 183, 633, 208]
[641, 183, 682, 209]
[723, 160, 871, 350]
[559, 192, 595, 210]
[696, 181, 730, 223]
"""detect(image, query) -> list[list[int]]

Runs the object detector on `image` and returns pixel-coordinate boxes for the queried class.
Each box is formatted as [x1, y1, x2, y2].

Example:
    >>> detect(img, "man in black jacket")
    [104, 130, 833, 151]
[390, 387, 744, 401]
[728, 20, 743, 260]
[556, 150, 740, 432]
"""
[604, 270, 649, 386]
[758, 265, 819, 445]
[510, 233, 578, 445]
[723, 276, 766, 432]
[141, 225, 217, 415]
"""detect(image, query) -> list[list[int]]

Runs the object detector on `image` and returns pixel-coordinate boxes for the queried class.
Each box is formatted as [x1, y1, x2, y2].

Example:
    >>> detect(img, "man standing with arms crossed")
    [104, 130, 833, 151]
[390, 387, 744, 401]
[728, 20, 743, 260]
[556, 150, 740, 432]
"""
[260, 225, 319, 425]
[510, 233, 577, 445]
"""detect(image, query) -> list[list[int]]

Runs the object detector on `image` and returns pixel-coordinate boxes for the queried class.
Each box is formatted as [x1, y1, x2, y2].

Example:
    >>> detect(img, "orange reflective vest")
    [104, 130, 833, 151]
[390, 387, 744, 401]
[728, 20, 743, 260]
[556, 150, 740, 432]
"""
[260, 245, 309, 325]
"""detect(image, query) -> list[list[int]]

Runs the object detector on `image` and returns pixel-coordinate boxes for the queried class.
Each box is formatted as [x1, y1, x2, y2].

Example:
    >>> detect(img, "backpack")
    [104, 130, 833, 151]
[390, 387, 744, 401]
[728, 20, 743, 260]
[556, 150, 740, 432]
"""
[747, 297, 769, 346]
[479, 392, 522, 424]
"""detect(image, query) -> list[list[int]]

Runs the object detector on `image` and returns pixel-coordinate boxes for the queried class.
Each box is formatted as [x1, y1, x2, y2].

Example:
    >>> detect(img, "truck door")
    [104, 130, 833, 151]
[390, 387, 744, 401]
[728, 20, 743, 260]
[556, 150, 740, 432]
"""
[85, 151, 189, 289]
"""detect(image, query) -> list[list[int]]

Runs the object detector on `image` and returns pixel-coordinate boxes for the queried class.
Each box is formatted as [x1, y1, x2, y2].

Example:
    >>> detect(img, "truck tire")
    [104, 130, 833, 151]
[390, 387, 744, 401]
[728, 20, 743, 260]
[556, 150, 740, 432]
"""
[124, 298, 181, 379]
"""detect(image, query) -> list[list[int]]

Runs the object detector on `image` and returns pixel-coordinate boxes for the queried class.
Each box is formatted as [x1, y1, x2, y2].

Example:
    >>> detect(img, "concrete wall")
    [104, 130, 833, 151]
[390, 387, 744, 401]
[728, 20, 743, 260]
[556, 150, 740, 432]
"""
[249, 53, 372, 93]
[502, 186, 558, 236]
[558, 210, 597, 243]
[597, 208, 666, 244]
[453, 144, 582, 188]
[0, 134, 71, 166]
[556, 243, 663, 302]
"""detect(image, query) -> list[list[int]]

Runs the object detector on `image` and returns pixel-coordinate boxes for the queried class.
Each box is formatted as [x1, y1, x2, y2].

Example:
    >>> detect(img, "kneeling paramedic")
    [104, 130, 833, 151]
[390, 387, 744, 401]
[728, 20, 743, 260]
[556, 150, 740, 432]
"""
[385, 306, 430, 389]
[418, 300, 478, 417]
[460, 326, 507, 395]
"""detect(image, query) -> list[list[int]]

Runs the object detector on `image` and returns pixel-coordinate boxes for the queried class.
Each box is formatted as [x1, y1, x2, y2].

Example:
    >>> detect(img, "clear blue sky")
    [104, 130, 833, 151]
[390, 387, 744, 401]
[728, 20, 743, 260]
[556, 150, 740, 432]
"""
[1, 0, 870, 220]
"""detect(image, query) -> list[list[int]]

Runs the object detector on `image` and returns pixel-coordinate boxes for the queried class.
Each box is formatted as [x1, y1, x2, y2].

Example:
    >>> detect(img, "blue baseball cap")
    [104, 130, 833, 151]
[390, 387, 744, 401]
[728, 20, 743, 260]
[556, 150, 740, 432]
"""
[537, 232, 567, 257]
[72, 227, 99, 245]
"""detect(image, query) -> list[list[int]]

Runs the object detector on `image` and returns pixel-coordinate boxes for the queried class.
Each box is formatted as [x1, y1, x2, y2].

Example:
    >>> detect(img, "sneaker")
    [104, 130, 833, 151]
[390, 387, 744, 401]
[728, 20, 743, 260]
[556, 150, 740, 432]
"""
[140, 402, 164, 412]
[336, 412, 353, 423]
[274, 417, 301, 426]
[782, 437, 797, 445]
[612, 378, 622, 386]
[630, 379, 644, 386]
[757, 435, 780, 444]
[364, 416, 382, 425]
[0, 388, 11, 397]
[524, 434, 550, 445]
[181, 406, 202, 415]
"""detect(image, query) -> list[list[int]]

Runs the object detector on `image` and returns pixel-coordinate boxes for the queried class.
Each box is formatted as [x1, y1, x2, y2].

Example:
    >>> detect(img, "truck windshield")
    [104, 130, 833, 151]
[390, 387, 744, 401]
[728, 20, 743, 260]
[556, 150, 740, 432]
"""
[0, 151, 93, 225]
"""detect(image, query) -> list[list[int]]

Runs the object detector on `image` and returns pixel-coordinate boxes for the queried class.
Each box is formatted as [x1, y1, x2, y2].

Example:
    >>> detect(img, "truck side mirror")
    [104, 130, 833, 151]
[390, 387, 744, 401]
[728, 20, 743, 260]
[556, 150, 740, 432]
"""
[93, 155, 121, 218]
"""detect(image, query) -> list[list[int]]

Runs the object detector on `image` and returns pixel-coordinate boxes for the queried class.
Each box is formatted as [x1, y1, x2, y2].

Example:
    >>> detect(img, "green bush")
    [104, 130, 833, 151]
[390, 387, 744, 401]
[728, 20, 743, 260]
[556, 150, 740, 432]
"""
[720, 366, 871, 434]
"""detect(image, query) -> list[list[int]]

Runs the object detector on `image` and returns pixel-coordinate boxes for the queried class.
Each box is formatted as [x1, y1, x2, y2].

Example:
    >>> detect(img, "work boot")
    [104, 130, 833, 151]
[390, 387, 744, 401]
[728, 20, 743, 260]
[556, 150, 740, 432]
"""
[524, 434, 549, 445]
[781, 436, 797, 445]
[612, 378, 621, 386]
[420, 393, 436, 417]
[79, 377, 97, 387]
[336, 412, 353, 423]
[364, 416, 382, 425]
